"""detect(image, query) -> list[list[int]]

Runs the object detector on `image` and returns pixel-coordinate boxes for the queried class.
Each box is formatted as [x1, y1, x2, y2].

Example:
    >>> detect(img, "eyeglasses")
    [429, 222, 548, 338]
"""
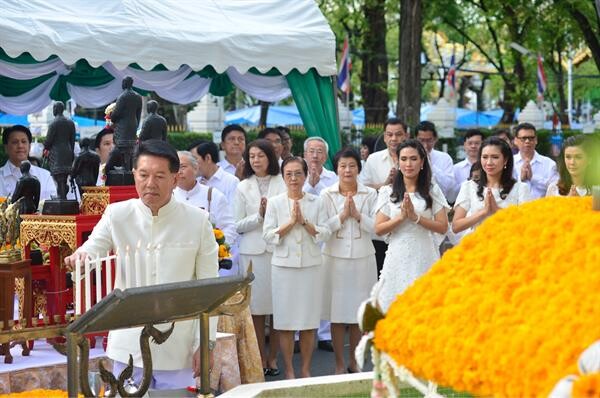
[517, 136, 536, 142]
[306, 149, 325, 155]
[284, 171, 304, 179]
[225, 136, 245, 143]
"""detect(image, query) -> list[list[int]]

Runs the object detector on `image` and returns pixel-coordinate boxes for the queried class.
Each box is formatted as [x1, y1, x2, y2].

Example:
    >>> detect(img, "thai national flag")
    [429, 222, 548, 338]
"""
[537, 54, 547, 100]
[447, 54, 456, 96]
[337, 37, 351, 94]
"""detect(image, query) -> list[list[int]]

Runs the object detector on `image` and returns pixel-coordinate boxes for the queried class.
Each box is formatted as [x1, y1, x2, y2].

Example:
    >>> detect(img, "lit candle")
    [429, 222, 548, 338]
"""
[146, 244, 153, 285]
[74, 257, 81, 315]
[125, 246, 132, 289]
[105, 251, 112, 294]
[115, 248, 122, 289]
[95, 254, 102, 303]
[84, 256, 91, 311]
[134, 241, 142, 287]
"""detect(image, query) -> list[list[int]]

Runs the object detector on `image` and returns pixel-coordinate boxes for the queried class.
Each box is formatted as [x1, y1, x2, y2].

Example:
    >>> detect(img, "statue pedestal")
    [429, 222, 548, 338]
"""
[80, 186, 138, 216]
[41, 199, 79, 215]
[105, 170, 134, 186]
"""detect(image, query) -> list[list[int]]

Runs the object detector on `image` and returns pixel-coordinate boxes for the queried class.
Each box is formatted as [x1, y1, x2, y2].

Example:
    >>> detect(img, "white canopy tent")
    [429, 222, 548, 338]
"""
[0, 0, 341, 155]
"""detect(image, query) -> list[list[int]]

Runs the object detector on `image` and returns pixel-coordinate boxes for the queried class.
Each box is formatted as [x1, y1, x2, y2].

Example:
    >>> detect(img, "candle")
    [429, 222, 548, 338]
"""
[105, 251, 112, 294]
[95, 254, 102, 303]
[84, 256, 91, 311]
[74, 257, 81, 315]
[115, 248, 122, 289]
[135, 241, 142, 287]
[146, 244, 153, 285]
[125, 246, 132, 289]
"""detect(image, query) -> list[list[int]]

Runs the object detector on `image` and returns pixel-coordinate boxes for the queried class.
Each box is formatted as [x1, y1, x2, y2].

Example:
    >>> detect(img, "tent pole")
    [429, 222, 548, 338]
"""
[332, 76, 342, 152]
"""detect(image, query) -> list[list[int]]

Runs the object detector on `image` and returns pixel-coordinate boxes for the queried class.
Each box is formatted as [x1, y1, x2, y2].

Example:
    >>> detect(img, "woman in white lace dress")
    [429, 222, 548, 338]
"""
[374, 139, 449, 312]
[546, 135, 594, 197]
[452, 137, 530, 236]
[234, 139, 286, 376]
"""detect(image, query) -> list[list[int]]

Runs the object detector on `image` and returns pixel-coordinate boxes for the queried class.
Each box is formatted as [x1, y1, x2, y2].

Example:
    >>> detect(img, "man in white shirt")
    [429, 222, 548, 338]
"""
[415, 121, 454, 202]
[189, 141, 240, 203]
[64, 140, 218, 390]
[303, 137, 338, 195]
[174, 151, 237, 249]
[0, 125, 56, 202]
[359, 118, 407, 190]
[301, 136, 338, 352]
[258, 128, 284, 167]
[513, 123, 558, 199]
[452, 129, 484, 201]
[217, 125, 246, 180]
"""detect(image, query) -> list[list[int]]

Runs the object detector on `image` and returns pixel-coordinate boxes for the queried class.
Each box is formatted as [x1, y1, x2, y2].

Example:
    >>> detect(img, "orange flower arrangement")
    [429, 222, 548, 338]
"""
[373, 197, 600, 397]
[0, 390, 82, 398]
[572, 373, 600, 398]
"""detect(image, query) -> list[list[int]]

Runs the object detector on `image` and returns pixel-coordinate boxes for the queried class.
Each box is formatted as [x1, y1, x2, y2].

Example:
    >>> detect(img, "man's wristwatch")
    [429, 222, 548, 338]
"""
[208, 340, 216, 351]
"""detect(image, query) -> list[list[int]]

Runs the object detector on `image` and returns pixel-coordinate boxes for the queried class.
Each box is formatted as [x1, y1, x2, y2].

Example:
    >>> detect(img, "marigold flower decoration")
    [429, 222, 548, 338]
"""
[0, 390, 83, 398]
[213, 226, 232, 270]
[373, 196, 600, 397]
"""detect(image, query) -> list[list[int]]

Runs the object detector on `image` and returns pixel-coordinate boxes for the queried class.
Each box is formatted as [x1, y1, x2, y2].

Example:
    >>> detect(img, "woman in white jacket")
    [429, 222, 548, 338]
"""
[321, 148, 378, 374]
[263, 156, 331, 379]
[234, 139, 286, 376]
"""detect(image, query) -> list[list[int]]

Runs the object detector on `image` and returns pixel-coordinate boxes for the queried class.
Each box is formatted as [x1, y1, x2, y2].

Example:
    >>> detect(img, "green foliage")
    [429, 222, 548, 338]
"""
[166, 131, 213, 150]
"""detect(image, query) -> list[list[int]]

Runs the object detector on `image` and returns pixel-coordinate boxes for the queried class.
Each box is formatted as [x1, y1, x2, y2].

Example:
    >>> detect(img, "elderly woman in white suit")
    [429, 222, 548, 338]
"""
[234, 139, 286, 376]
[263, 156, 331, 380]
[321, 147, 378, 374]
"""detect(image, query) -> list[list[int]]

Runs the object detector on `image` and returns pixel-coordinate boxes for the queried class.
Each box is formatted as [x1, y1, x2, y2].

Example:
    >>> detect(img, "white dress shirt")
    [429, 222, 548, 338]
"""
[199, 166, 240, 203]
[0, 161, 56, 201]
[513, 151, 558, 199]
[303, 167, 338, 195]
[452, 158, 474, 202]
[217, 158, 237, 176]
[358, 149, 396, 187]
[429, 149, 454, 202]
[78, 197, 219, 370]
[173, 183, 237, 246]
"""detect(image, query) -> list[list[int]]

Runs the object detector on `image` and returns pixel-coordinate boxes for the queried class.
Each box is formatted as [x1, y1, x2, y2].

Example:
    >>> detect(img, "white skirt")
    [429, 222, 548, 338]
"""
[272, 264, 323, 331]
[322, 254, 378, 323]
[241, 253, 273, 315]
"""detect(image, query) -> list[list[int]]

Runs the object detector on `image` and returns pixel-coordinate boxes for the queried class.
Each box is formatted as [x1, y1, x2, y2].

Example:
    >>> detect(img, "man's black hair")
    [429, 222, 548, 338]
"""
[3, 125, 32, 145]
[221, 124, 247, 141]
[514, 122, 537, 137]
[258, 127, 283, 140]
[195, 141, 220, 164]
[133, 139, 179, 173]
[384, 118, 407, 131]
[93, 127, 113, 150]
[465, 129, 485, 141]
[187, 139, 208, 152]
[415, 121, 438, 138]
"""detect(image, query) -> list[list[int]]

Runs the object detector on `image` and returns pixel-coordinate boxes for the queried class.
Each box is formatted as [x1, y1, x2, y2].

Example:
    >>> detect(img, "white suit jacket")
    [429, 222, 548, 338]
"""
[320, 182, 377, 258]
[263, 192, 330, 268]
[234, 174, 286, 255]
[78, 197, 219, 371]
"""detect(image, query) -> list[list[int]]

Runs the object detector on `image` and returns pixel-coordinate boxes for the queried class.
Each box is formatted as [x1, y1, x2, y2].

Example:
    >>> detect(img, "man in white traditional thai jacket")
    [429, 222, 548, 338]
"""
[65, 139, 219, 390]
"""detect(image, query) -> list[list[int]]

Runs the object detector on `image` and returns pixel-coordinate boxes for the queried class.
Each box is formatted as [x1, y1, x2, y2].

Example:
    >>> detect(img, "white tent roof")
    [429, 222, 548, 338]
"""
[0, 0, 336, 75]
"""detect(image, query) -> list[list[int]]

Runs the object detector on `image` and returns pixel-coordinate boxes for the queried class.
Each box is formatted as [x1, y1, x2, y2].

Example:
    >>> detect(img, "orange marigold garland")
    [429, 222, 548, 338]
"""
[0, 390, 83, 398]
[572, 373, 600, 398]
[373, 197, 600, 397]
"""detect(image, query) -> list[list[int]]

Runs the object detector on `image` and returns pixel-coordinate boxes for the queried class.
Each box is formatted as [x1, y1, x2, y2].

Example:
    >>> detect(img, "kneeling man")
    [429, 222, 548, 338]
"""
[65, 139, 218, 390]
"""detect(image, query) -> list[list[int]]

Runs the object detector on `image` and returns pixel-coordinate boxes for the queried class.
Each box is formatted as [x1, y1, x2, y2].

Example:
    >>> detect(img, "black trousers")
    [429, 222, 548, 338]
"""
[372, 240, 388, 279]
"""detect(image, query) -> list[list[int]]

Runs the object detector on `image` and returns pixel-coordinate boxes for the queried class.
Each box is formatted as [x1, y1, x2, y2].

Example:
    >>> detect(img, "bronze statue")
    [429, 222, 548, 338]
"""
[71, 138, 100, 198]
[11, 160, 40, 214]
[139, 100, 167, 142]
[108, 76, 142, 173]
[44, 101, 75, 199]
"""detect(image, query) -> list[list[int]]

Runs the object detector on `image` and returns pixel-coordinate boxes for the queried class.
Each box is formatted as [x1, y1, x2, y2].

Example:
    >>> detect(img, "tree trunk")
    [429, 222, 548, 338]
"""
[360, 0, 389, 124]
[567, 6, 600, 74]
[259, 101, 270, 128]
[553, 56, 570, 126]
[500, 78, 516, 124]
[397, 0, 422, 128]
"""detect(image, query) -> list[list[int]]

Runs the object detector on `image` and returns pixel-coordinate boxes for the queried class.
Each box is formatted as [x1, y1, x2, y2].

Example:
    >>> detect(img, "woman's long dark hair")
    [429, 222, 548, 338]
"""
[390, 139, 433, 209]
[242, 139, 280, 178]
[557, 135, 590, 195]
[476, 137, 516, 200]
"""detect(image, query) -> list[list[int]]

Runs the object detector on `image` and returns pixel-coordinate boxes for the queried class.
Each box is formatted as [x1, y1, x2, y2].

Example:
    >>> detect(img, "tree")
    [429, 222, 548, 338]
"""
[562, 0, 600, 72]
[397, 0, 422, 128]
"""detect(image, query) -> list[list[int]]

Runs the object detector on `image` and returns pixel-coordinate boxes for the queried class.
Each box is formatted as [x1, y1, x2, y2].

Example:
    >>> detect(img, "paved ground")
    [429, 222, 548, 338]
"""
[264, 338, 374, 382]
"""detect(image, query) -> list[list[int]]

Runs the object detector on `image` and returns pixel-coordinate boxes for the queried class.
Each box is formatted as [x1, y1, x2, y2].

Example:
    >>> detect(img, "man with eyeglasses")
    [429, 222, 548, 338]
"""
[415, 121, 455, 202]
[303, 137, 338, 195]
[277, 126, 294, 159]
[258, 128, 285, 166]
[513, 123, 558, 199]
[359, 118, 408, 190]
